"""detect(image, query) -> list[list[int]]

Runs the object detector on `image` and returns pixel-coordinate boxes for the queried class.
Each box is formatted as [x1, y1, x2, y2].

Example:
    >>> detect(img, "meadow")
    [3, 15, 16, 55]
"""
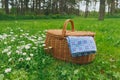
[0, 17, 120, 80]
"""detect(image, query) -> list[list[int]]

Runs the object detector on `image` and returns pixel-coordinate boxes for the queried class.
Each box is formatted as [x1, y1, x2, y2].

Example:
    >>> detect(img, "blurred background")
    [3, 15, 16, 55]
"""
[0, 0, 120, 20]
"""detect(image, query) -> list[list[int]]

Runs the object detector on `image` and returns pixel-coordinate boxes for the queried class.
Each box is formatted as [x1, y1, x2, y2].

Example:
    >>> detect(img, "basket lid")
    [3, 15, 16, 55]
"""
[47, 30, 95, 37]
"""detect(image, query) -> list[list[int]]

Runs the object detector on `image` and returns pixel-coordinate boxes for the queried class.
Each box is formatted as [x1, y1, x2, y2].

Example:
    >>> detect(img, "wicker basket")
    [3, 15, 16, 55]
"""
[45, 19, 96, 64]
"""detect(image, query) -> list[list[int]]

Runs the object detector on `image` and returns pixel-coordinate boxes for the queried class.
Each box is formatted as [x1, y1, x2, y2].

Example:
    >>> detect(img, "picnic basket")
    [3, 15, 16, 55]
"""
[45, 19, 96, 64]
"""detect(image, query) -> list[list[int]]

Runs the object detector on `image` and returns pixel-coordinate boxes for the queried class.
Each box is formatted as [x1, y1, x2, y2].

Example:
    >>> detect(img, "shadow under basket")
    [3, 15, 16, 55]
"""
[45, 19, 96, 64]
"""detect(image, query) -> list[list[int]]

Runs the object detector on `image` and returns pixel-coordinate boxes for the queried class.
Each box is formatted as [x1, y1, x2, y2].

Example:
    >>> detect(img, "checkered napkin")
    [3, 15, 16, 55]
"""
[66, 36, 97, 57]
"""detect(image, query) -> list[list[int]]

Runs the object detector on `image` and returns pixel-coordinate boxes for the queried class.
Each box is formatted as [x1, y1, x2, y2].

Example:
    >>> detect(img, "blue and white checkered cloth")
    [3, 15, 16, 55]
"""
[66, 36, 97, 57]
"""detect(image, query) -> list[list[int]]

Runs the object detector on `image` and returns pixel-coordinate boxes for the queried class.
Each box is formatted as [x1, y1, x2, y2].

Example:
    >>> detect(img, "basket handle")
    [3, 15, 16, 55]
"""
[62, 19, 75, 37]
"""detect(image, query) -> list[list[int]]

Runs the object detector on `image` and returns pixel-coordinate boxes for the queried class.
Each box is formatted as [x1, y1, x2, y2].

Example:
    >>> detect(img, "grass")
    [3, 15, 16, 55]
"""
[0, 17, 120, 80]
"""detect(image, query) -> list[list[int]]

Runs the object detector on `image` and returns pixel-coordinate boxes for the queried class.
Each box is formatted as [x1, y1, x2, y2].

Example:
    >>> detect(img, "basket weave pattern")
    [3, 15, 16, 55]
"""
[45, 19, 96, 64]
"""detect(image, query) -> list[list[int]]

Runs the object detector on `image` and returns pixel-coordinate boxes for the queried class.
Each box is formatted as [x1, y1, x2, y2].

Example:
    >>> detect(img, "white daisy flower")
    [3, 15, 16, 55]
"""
[18, 58, 24, 61]
[16, 50, 22, 54]
[7, 46, 11, 49]
[25, 45, 30, 50]
[42, 34, 45, 38]
[2, 49, 9, 53]
[44, 30, 48, 32]
[23, 52, 27, 55]
[7, 51, 11, 56]
[25, 33, 29, 36]
[30, 54, 34, 57]
[20, 35, 23, 38]
[26, 57, 31, 61]
[5, 68, 11, 73]
[3, 34, 8, 39]
[11, 39, 14, 42]
[17, 46, 20, 49]
[4, 42, 7, 44]
[38, 37, 43, 41]
[42, 44, 46, 47]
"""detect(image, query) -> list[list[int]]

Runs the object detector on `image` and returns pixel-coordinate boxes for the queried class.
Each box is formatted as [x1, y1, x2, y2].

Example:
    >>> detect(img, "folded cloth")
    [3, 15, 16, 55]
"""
[66, 36, 97, 57]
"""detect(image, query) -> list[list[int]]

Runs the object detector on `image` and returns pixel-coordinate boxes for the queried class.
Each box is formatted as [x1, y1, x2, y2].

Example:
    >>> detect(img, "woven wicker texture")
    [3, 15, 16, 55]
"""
[45, 19, 96, 64]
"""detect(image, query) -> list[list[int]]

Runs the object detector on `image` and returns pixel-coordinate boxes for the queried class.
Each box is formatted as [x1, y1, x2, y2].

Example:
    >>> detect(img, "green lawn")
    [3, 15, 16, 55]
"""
[0, 18, 120, 80]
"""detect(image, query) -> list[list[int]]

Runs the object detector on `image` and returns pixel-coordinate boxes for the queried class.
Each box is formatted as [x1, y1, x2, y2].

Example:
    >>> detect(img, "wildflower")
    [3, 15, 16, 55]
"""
[18, 58, 24, 61]
[42, 34, 45, 38]
[42, 44, 46, 47]
[20, 45, 25, 49]
[20, 35, 23, 38]
[44, 30, 48, 32]
[16, 50, 19, 53]
[7, 52, 11, 56]
[23, 52, 27, 55]
[11, 37, 16, 41]
[2, 46, 11, 53]
[16, 50, 22, 54]
[25, 44, 32, 50]
[3, 34, 8, 39]
[2, 49, 9, 53]
[5, 68, 11, 73]
[11, 39, 14, 42]
[17, 46, 20, 49]
[34, 41, 38, 45]
[8, 46, 12, 49]
[25, 45, 30, 49]
[30, 54, 34, 57]
[4, 42, 7, 44]
[31, 35, 37, 39]
[109, 58, 115, 62]
[26, 57, 31, 61]
[25, 33, 29, 36]
[38, 37, 43, 41]
[29, 38, 35, 42]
